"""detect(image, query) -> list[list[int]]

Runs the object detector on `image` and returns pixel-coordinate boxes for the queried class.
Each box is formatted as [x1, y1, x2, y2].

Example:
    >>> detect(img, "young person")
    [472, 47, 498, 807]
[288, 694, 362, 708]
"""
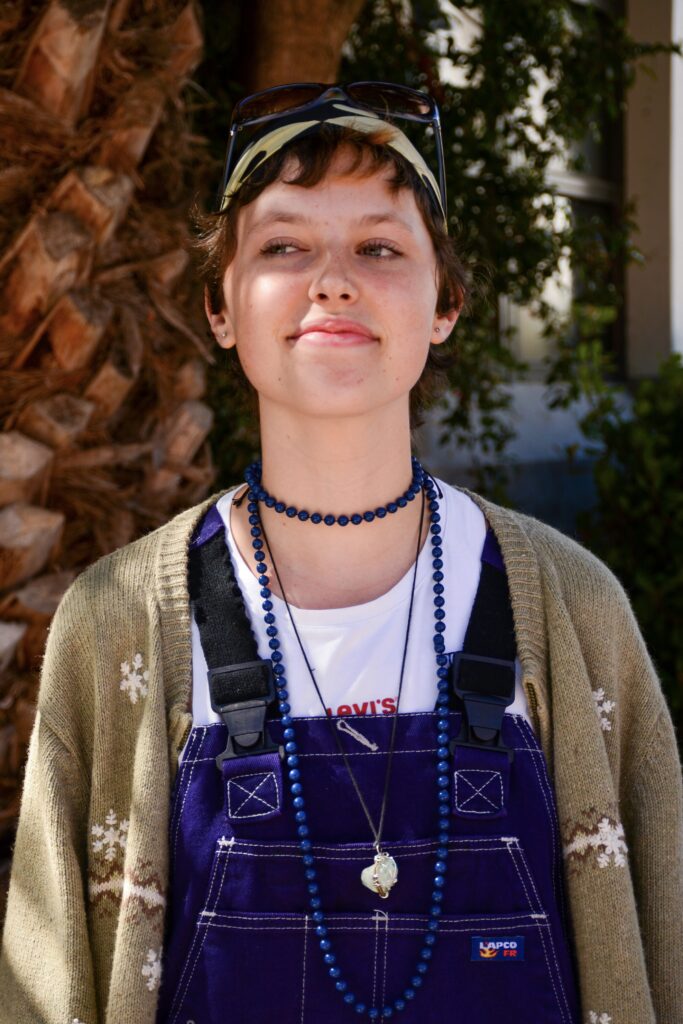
[1, 84, 681, 1024]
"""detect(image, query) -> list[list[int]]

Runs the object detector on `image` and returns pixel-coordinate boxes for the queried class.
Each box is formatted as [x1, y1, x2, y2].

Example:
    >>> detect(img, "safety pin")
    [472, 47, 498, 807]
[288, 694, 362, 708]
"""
[336, 718, 379, 751]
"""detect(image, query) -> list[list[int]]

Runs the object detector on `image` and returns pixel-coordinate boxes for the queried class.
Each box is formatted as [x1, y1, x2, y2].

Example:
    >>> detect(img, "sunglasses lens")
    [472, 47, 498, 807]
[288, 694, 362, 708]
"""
[347, 84, 433, 118]
[236, 85, 325, 121]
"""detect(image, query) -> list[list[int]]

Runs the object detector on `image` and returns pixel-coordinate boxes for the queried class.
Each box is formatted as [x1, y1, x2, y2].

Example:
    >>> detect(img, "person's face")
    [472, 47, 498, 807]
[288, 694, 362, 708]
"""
[206, 148, 459, 423]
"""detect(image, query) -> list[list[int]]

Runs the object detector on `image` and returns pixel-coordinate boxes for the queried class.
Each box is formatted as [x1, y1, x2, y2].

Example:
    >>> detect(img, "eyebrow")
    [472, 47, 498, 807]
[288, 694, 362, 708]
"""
[250, 210, 414, 232]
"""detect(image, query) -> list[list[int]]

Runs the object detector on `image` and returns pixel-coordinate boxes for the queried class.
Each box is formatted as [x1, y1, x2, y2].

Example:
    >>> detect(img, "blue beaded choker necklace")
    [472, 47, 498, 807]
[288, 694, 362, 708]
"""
[244, 461, 450, 1020]
[244, 456, 425, 525]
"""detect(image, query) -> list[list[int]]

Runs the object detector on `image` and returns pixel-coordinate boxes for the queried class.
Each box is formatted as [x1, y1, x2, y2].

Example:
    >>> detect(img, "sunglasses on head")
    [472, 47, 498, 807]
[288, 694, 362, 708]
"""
[215, 81, 447, 216]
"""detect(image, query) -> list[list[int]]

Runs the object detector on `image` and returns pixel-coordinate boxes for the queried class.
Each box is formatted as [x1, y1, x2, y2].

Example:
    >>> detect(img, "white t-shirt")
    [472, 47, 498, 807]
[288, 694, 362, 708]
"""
[184, 480, 532, 761]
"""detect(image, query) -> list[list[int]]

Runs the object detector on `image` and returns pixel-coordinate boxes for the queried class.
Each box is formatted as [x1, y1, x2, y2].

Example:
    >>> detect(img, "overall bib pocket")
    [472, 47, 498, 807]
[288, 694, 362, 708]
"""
[166, 832, 576, 1024]
[183, 908, 569, 1024]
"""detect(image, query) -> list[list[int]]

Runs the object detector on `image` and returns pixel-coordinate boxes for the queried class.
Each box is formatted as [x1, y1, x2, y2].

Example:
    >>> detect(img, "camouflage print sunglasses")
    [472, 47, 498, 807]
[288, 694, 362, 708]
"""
[215, 81, 447, 217]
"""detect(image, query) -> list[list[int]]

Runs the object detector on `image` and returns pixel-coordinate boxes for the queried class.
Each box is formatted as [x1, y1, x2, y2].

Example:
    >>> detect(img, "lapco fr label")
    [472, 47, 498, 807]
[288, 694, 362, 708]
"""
[470, 936, 525, 961]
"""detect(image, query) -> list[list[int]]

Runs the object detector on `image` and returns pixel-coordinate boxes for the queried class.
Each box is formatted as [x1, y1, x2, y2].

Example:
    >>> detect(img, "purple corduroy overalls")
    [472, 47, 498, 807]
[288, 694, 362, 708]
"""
[156, 520, 580, 1024]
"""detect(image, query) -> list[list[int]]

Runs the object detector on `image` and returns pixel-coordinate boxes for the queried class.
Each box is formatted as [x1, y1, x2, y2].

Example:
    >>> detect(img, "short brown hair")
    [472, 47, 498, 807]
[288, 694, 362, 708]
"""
[191, 123, 471, 428]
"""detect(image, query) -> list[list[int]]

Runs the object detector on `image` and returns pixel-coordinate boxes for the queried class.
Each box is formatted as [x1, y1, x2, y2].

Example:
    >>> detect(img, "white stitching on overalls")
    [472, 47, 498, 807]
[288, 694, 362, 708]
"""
[371, 910, 379, 1007]
[227, 771, 280, 818]
[222, 845, 510, 861]
[169, 836, 234, 1024]
[168, 838, 221, 1023]
[172, 727, 206, 864]
[222, 835, 515, 856]
[204, 909, 545, 926]
[175, 751, 545, 764]
[379, 911, 389, 1009]
[518, 718, 559, 905]
[511, 840, 573, 1024]
[504, 840, 565, 1018]
[299, 914, 308, 1023]
[203, 917, 552, 936]
[454, 769, 504, 812]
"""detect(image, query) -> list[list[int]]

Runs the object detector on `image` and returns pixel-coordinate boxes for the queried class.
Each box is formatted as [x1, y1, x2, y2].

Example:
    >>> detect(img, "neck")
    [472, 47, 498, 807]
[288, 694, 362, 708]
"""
[228, 400, 430, 610]
[257, 399, 415, 515]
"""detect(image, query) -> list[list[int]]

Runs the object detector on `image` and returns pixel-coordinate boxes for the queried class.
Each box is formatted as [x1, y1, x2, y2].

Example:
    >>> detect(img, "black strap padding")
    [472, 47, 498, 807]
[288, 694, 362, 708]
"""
[463, 561, 516, 663]
[209, 662, 273, 707]
[188, 529, 260, 672]
[449, 560, 517, 710]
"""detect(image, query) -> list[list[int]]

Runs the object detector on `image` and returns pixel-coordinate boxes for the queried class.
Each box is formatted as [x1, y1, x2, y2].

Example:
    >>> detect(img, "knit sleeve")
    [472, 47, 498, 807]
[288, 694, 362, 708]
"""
[622, 701, 683, 1022]
[0, 578, 98, 1024]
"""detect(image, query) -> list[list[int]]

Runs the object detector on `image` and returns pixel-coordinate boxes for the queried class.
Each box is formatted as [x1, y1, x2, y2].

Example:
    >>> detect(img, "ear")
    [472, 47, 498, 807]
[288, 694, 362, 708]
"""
[431, 305, 460, 346]
[204, 285, 236, 350]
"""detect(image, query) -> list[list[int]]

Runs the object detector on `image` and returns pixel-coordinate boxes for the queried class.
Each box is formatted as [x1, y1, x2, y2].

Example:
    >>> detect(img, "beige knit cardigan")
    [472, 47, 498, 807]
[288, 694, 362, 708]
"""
[1, 488, 681, 1024]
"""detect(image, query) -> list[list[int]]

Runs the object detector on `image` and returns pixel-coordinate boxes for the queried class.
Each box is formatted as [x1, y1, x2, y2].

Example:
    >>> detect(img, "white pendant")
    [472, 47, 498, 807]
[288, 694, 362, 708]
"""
[361, 851, 398, 899]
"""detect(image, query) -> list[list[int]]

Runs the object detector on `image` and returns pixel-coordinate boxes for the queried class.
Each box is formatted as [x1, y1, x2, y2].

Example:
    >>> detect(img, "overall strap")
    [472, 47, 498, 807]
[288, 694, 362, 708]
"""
[188, 503, 280, 767]
[450, 528, 516, 760]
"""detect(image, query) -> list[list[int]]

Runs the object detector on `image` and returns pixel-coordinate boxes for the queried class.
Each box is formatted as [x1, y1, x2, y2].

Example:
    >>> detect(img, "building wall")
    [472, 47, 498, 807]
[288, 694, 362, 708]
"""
[625, 0, 678, 376]
[672, 0, 683, 355]
[417, 384, 598, 534]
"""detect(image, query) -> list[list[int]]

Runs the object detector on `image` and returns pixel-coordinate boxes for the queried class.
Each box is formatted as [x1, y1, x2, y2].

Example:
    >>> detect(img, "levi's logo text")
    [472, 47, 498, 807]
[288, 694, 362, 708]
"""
[325, 697, 397, 717]
[471, 936, 525, 961]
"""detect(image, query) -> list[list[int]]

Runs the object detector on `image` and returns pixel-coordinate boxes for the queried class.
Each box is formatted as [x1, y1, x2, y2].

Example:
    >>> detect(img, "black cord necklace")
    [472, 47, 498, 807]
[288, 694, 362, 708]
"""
[257, 485, 426, 898]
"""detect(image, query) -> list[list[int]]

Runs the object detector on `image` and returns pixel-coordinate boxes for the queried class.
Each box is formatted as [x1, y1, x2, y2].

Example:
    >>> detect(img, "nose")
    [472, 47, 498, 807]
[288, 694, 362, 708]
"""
[307, 251, 358, 304]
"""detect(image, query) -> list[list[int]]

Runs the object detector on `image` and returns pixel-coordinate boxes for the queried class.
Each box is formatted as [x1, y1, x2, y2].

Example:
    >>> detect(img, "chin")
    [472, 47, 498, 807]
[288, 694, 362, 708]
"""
[284, 387, 410, 422]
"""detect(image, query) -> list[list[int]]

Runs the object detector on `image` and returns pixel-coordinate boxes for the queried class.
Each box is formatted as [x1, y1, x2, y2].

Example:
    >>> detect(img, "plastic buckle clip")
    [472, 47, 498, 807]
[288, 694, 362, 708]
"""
[449, 652, 515, 763]
[209, 660, 282, 767]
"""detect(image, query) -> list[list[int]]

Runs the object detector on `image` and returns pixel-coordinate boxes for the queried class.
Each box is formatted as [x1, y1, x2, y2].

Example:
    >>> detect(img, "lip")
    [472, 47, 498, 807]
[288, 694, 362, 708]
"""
[289, 318, 378, 343]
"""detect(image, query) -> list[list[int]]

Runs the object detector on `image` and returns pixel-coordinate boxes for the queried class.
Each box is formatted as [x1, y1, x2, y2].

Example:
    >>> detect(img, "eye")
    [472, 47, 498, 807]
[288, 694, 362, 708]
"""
[359, 240, 402, 258]
[260, 239, 300, 256]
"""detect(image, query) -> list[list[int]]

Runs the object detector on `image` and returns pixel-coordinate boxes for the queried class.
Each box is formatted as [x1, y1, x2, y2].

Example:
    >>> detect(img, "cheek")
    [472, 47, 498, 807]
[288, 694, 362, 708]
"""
[234, 330, 279, 390]
[232, 270, 295, 320]
[227, 273, 296, 374]
[382, 282, 437, 384]
[388, 292, 437, 353]
[373, 265, 437, 320]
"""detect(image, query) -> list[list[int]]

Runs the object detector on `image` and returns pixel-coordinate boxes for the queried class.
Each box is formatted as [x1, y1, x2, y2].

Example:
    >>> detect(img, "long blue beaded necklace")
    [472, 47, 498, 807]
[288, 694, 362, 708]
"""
[244, 462, 450, 1020]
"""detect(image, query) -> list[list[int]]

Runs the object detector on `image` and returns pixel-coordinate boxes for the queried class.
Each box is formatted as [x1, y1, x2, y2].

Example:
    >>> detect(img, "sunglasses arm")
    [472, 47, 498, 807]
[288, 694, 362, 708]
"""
[215, 127, 240, 213]
[434, 120, 448, 214]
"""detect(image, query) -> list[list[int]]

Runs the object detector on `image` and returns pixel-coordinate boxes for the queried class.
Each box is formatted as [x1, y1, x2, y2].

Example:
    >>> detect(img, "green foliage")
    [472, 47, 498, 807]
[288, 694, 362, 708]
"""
[556, 354, 683, 720]
[340, 0, 676, 488]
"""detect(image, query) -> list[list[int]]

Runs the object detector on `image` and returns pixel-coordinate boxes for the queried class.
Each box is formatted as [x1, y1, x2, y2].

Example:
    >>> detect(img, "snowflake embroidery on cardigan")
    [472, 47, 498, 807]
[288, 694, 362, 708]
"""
[119, 653, 150, 704]
[91, 809, 129, 861]
[588, 1013, 612, 1024]
[142, 948, 163, 992]
[592, 688, 616, 731]
[565, 816, 627, 869]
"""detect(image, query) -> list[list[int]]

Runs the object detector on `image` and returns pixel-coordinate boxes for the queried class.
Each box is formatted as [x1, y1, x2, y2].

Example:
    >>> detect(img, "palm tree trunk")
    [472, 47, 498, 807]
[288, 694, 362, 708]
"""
[0, 0, 209, 914]
[243, 0, 366, 89]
